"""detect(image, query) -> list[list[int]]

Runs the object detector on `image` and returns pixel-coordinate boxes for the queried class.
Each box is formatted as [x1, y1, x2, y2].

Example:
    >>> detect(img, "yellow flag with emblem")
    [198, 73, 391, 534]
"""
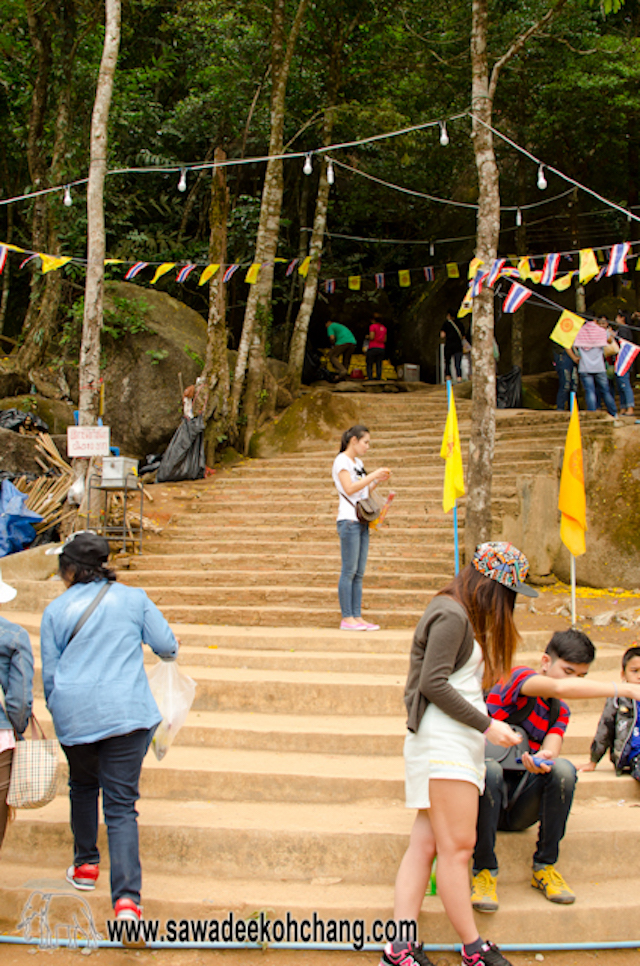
[440, 391, 465, 513]
[550, 309, 584, 349]
[558, 397, 586, 556]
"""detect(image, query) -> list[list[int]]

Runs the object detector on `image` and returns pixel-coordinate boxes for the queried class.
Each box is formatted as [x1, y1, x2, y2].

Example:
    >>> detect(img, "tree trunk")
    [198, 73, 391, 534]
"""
[229, 0, 309, 432]
[466, 0, 500, 558]
[78, 0, 121, 426]
[201, 148, 231, 461]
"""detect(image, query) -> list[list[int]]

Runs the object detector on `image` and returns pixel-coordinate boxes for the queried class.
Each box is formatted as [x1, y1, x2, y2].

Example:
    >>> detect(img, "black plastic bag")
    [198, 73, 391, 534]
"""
[496, 366, 522, 409]
[156, 416, 206, 483]
[0, 408, 49, 433]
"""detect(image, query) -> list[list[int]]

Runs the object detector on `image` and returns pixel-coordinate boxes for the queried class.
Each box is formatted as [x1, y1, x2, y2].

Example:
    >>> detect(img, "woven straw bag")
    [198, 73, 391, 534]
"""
[6, 715, 59, 809]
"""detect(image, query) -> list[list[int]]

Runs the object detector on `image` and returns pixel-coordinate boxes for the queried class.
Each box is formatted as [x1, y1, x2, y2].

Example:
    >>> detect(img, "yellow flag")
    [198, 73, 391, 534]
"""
[198, 263, 220, 286]
[550, 309, 584, 349]
[440, 392, 465, 513]
[579, 248, 599, 284]
[529, 270, 543, 285]
[552, 272, 574, 292]
[468, 257, 484, 280]
[558, 398, 586, 556]
[458, 286, 473, 318]
[348, 275, 361, 291]
[298, 256, 312, 278]
[6, 243, 25, 253]
[150, 262, 176, 285]
[447, 263, 460, 279]
[518, 257, 532, 281]
[245, 263, 261, 284]
[398, 269, 411, 287]
[40, 254, 71, 274]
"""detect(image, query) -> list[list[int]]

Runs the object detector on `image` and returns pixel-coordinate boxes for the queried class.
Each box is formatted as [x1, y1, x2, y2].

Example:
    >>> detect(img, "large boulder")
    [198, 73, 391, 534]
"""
[0, 395, 75, 435]
[249, 389, 359, 458]
[0, 427, 42, 476]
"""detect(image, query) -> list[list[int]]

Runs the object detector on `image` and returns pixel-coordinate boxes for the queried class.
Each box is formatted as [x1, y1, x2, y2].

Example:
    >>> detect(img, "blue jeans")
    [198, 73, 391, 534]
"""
[554, 352, 578, 411]
[473, 758, 577, 872]
[615, 370, 634, 410]
[337, 519, 369, 618]
[579, 371, 617, 416]
[62, 727, 155, 905]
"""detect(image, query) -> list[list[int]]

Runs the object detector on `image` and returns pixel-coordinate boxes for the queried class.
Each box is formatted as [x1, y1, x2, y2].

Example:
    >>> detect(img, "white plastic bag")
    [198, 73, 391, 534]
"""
[147, 660, 196, 761]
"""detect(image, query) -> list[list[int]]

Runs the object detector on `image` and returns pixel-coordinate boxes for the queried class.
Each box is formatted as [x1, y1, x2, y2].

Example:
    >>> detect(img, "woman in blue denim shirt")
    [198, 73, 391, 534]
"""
[332, 426, 390, 630]
[0, 569, 34, 850]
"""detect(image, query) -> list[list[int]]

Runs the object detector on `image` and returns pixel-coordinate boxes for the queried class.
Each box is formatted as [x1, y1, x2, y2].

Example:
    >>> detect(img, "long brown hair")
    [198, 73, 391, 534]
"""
[438, 564, 519, 688]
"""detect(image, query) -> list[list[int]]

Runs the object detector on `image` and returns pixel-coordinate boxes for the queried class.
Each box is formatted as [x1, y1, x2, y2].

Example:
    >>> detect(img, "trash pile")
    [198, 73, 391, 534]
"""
[11, 433, 76, 536]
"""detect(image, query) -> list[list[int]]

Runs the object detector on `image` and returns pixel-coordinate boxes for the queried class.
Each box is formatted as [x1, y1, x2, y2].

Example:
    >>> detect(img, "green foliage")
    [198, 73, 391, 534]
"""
[184, 344, 204, 368]
[145, 348, 169, 365]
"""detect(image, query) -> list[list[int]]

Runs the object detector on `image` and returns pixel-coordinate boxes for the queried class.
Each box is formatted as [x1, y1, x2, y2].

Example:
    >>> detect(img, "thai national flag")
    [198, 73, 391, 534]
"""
[0, 246, 7, 274]
[20, 253, 39, 270]
[124, 262, 148, 280]
[541, 253, 560, 286]
[176, 264, 196, 283]
[222, 264, 240, 283]
[471, 268, 489, 298]
[503, 282, 532, 314]
[375, 273, 385, 289]
[423, 266, 435, 282]
[487, 259, 505, 288]
[606, 242, 630, 277]
[615, 339, 640, 376]
[286, 258, 299, 277]
[324, 279, 335, 294]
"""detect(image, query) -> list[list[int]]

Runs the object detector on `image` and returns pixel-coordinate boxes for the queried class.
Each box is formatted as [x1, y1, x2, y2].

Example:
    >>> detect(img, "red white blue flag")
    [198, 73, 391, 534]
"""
[503, 282, 532, 314]
[0, 246, 7, 275]
[606, 242, 630, 277]
[222, 264, 240, 283]
[471, 268, 490, 298]
[423, 266, 435, 282]
[541, 253, 560, 286]
[176, 264, 197, 283]
[286, 258, 299, 277]
[124, 262, 148, 280]
[20, 253, 39, 270]
[487, 259, 506, 288]
[615, 338, 640, 376]
[375, 273, 385, 289]
[324, 279, 335, 294]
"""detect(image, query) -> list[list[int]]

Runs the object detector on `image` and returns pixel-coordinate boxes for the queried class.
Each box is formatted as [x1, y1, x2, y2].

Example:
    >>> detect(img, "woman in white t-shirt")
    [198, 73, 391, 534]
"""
[332, 425, 390, 630]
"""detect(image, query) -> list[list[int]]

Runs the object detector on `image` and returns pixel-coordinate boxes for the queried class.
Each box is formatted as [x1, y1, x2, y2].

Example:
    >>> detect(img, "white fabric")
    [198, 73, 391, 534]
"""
[0, 729, 15, 753]
[332, 453, 369, 522]
[404, 640, 486, 809]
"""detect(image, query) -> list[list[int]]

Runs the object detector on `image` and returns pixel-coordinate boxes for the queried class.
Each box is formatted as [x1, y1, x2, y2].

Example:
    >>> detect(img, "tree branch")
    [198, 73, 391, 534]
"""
[488, 0, 571, 104]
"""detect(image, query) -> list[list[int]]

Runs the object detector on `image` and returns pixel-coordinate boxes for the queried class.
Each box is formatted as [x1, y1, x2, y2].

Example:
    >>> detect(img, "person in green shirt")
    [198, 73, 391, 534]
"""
[326, 320, 357, 377]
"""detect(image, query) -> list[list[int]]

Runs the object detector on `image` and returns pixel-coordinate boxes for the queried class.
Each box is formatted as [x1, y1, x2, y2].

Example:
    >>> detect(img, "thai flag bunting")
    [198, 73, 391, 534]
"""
[606, 242, 630, 277]
[324, 279, 335, 294]
[423, 266, 434, 282]
[595, 265, 606, 282]
[471, 268, 490, 298]
[615, 339, 640, 376]
[487, 259, 506, 288]
[124, 262, 148, 280]
[503, 282, 532, 314]
[0, 246, 7, 274]
[286, 258, 299, 277]
[176, 264, 197, 283]
[541, 253, 561, 286]
[20, 253, 39, 270]
[375, 273, 385, 289]
[222, 264, 240, 283]
[500, 267, 521, 279]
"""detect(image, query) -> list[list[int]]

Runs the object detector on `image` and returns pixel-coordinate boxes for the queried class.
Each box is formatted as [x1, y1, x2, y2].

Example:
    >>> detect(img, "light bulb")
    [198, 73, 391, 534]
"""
[303, 153, 313, 176]
[429, 242, 435, 257]
[178, 169, 187, 192]
[537, 165, 547, 190]
[63, 185, 73, 207]
[327, 160, 334, 185]
[439, 122, 449, 147]
[516, 208, 522, 227]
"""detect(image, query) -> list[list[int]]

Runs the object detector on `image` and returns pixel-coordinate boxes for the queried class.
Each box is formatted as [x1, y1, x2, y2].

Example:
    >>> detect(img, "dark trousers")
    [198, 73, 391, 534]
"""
[366, 347, 385, 380]
[62, 728, 154, 905]
[0, 747, 13, 849]
[473, 757, 577, 873]
[444, 347, 462, 379]
[328, 343, 354, 376]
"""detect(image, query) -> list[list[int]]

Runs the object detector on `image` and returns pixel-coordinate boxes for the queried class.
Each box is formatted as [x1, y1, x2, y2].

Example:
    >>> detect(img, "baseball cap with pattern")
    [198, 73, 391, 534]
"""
[472, 541, 538, 598]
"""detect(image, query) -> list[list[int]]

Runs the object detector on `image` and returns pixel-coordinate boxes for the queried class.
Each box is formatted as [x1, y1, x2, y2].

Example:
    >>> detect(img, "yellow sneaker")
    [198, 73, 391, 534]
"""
[470, 869, 499, 912]
[531, 865, 576, 904]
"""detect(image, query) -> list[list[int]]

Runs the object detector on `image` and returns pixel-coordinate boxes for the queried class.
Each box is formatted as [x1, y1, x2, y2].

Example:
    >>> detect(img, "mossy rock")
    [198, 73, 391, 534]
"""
[0, 394, 75, 434]
[521, 384, 553, 411]
[249, 389, 359, 458]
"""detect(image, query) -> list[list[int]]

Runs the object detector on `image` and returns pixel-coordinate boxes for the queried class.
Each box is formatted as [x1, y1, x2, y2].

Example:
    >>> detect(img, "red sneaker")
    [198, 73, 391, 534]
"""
[114, 898, 145, 948]
[66, 863, 99, 891]
[114, 898, 142, 922]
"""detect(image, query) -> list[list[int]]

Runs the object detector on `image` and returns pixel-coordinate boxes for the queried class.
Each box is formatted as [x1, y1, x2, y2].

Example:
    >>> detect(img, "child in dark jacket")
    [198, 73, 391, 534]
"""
[580, 646, 640, 780]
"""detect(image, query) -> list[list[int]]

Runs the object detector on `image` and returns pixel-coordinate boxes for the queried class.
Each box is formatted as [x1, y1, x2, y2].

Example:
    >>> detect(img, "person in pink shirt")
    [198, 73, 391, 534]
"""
[366, 314, 387, 380]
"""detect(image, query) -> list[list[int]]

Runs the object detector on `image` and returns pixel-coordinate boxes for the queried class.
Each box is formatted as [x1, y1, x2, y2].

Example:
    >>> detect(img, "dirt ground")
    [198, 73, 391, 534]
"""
[1, 947, 640, 966]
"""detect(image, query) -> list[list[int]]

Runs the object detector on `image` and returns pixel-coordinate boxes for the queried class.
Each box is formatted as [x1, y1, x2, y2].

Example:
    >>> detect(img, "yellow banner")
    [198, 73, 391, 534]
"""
[398, 269, 411, 287]
[440, 391, 465, 513]
[150, 263, 176, 285]
[458, 287, 473, 317]
[550, 309, 584, 349]
[518, 257, 532, 280]
[245, 263, 261, 284]
[348, 275, 361, 291]
[552, 273, 574, 291]
[558, 398, 586, 556]
[579, 248, 599, 284]
[298, 256, 312, 278]
[198, 264, 220, 286]
[447, 263, 460, 279]
[40, 254, 71, 274]
[468, 257, 483, 280]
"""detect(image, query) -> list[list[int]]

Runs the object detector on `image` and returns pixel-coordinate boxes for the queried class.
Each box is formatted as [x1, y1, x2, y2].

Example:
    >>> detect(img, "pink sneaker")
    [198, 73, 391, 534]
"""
[66, 863, 99, 891]
[360, 621, 380, 631]
[340, 619, 367, 630]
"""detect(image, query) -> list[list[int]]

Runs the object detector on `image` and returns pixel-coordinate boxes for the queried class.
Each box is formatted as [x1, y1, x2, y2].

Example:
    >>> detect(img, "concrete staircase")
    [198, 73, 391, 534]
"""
[3, 389, 636, 947]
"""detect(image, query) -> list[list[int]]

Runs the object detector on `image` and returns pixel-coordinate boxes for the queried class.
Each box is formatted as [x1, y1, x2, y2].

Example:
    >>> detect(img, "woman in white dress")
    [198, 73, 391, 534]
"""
[381, 543, 538, 966]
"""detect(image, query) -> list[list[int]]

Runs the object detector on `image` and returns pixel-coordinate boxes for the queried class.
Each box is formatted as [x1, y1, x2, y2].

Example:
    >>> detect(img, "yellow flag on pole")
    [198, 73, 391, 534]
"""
[440, 391, 465, 513]
[550, 309, 584, 349]
[558, 398, 586, 556]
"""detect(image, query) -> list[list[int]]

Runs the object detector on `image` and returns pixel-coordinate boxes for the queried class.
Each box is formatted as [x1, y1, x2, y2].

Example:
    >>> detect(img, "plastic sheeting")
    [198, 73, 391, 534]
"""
[496, 365, 523, 409]
[156, 416, 206, 483]
[0, 408, 48, 433]
[0, 479, 43, 557]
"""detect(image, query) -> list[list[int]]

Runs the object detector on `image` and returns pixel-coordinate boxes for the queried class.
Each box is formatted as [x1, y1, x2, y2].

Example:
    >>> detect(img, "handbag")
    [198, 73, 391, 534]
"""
[5, 714, 59, 809]
[343, 491, 382, 523]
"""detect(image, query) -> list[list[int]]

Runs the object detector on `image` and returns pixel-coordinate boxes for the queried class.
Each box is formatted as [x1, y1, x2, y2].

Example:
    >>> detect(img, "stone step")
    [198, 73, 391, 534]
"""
[117, 569, 454, 591]
[212, 459, 552, 480]
[123, 552, 457, 572]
